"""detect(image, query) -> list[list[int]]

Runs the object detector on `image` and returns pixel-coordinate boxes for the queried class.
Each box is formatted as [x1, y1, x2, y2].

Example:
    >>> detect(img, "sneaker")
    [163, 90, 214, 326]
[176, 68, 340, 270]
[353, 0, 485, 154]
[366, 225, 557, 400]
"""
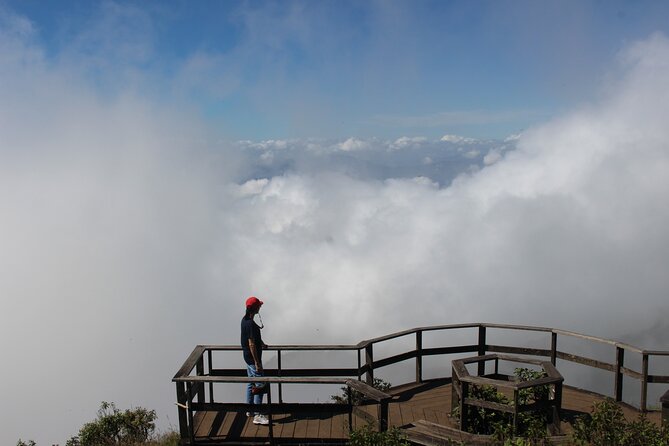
[253, 414, 270, 425]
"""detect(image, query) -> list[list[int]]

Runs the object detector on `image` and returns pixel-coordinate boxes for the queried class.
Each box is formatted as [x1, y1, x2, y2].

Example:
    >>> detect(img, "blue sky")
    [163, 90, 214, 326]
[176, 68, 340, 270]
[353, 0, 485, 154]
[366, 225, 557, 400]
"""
[5, 0, 669, 140]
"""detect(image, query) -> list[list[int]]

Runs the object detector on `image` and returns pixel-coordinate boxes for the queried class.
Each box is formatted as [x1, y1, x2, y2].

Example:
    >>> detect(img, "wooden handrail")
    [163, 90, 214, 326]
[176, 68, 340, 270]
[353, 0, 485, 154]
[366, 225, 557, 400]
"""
[174, 323, 669, 418]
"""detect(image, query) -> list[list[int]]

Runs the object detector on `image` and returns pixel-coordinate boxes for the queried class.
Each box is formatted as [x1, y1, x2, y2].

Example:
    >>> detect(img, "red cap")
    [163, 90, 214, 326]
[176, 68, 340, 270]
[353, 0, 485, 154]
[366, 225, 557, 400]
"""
[245, 296, 263, 309]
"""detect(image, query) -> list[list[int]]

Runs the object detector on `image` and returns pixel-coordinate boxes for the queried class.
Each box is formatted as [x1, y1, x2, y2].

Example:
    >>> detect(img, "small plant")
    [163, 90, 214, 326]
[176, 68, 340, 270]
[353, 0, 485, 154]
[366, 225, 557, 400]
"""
[349, 424, 410, 446]
[331, 378, 392, 405]
[16, 441, 36, 446]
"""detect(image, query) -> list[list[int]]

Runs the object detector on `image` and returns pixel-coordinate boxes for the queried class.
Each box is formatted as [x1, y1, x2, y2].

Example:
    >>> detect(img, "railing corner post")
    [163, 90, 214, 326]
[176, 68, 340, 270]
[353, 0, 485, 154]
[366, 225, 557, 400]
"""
[551, 332, 557, 366]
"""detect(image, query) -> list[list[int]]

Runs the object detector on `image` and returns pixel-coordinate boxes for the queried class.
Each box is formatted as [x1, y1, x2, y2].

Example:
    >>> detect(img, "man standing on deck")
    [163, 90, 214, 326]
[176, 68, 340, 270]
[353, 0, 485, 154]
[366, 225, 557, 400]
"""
[241, 296, 270, 425]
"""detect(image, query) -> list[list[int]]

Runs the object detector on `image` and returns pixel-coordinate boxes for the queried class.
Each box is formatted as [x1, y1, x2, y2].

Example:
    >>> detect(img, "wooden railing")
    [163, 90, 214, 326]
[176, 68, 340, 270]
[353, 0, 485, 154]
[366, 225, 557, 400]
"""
[173, 323, 669, 444]
[451, 354, 563, 432]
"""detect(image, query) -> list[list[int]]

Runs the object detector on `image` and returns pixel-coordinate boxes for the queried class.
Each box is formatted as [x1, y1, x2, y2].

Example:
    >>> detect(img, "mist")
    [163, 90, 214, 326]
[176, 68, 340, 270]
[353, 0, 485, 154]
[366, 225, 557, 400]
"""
[2, 8, 669, 445]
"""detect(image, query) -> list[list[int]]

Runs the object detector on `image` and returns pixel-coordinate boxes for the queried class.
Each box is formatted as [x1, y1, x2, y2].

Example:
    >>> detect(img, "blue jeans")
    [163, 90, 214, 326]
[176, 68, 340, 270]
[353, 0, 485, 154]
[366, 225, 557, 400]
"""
[246, 363, 264, 413]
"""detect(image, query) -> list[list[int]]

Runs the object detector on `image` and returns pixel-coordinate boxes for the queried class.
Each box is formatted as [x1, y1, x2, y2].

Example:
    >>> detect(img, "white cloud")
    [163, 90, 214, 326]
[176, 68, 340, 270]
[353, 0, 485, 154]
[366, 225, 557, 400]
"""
[336, 137, 369, 152]
[389, 136, 428, 150]
[483, 148, 503, 165]
[2, 13, 669, 446]
[441, 134, 477, 144]
[235, 178, 270, 197]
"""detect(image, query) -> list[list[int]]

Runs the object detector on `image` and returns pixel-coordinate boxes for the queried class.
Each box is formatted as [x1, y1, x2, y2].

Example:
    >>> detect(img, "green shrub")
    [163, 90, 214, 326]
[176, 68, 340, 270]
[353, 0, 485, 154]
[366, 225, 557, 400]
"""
[66, 401, 157, 446]
[572, 398, 669, 446]
[18, 403, 178, 446]
[349, 424, 409, 446]
[144, 431, 180, 446]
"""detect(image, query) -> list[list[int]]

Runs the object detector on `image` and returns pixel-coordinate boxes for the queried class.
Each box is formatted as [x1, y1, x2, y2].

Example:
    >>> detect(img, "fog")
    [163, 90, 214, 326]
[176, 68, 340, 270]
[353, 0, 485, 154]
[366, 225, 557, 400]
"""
[2, 10, 669, 445]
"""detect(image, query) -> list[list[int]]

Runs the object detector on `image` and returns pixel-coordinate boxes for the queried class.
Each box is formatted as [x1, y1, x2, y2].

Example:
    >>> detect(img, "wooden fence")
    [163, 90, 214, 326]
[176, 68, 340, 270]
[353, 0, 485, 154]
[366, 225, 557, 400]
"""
[173, 323, 669, 444]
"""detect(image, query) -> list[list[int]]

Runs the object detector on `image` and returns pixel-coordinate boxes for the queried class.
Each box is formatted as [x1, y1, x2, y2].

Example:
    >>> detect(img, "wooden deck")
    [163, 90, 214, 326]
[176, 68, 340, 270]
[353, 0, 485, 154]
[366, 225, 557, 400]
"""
[190, 380, 661, 444]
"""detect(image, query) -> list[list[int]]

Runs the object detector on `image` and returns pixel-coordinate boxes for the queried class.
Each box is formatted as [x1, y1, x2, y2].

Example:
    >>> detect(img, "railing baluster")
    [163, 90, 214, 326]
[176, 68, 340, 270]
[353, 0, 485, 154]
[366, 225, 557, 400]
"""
[416, 330, 423, 384]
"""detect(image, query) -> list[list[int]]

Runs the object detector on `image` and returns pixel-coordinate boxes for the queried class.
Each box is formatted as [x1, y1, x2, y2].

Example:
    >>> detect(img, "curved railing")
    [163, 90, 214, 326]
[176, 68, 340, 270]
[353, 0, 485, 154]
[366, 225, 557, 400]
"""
[173, 323, 669, 444]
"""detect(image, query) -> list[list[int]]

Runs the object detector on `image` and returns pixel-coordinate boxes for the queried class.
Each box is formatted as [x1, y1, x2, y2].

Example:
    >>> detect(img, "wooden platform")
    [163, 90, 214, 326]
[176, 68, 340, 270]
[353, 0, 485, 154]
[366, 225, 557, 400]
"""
[191, 380, 661, 444]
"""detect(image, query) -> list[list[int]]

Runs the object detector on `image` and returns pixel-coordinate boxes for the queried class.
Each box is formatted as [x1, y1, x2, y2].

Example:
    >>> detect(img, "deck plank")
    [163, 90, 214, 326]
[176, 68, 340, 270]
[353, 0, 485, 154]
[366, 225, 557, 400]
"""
[305, 416, 319, 439]
[293, 415, 309, 438]
[278, 413, 296, 438]
[192, 383, 659, 444]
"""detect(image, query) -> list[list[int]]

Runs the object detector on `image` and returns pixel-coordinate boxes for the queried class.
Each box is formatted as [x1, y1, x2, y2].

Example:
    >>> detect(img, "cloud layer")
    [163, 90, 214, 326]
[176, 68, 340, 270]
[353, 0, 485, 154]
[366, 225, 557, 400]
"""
[2, 7, 669, 444]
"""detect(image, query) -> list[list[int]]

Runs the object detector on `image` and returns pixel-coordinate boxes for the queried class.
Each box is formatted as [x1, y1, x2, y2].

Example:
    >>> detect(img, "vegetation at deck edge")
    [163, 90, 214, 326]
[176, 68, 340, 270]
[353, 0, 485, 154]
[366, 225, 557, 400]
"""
[17, 402, 179, 446]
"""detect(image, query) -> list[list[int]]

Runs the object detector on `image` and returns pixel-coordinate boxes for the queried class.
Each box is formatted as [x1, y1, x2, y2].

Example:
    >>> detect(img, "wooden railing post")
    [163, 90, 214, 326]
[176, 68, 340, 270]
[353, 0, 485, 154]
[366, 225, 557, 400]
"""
[196, 356, 205, 403]
[379, 399, 389, 432]
[512, 388, 519, 434]
[551, 332, 557, 366]
[615, 346, 624, 402]
[347, 386, 353, 433]
[661, 389, 669, 428]
[641, 353, 649, 412]
[207, 349, 214, 403]
[176, 382, 190, 444]
[277, 349, 283, 403]
[553, 380, 563, 428]
[267, 386, 274, 445]
[186, 383, 195, 445]
[478, 325, 487, 376]
[460, 381, 469, 431]
[365, 343, 374, 385]
[416, 330, 423, 384]
[451, 364, 459, 419]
